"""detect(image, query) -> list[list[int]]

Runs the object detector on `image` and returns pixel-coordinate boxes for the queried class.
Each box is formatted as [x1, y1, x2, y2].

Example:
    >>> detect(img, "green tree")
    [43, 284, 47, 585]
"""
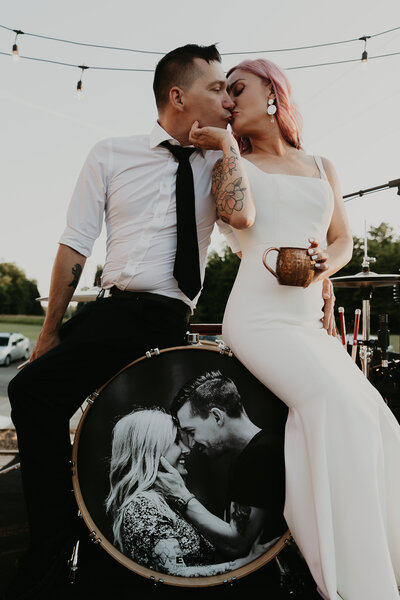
[192, 247, 240, 323]
[0, 263, 44, 315]
[192, 222, 400, 333]
[334, 223, 400, 334]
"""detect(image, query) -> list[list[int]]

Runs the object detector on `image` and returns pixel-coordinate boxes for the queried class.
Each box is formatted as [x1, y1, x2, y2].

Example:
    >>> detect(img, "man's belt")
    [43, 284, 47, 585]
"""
[97, 286, 191, 321]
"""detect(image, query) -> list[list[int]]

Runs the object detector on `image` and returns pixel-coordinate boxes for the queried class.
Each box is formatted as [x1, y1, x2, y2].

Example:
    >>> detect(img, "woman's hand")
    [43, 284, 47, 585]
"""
[308, 237, 329, 281]
[189, 121, 235, 151]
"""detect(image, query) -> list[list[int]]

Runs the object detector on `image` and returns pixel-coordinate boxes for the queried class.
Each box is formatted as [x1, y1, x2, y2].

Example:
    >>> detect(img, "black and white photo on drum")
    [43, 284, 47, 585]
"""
[75, 347, 289, 580]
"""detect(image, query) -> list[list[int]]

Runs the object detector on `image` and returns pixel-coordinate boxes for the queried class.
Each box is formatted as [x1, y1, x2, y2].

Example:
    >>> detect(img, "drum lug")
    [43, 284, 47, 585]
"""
[218, 341, 232, 356]
[89, 531, 102, 544]
[70, 459, 76, 475]
[223, 575, 237, 586]
[145, 348, 160, 358]
[186, 332, 199, 345]
[149, 575, 164, 586]
[86, 390, 99, 405]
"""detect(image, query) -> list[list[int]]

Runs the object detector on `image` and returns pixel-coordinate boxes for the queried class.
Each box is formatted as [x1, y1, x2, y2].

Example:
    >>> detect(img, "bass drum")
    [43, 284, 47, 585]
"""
[72, 341, 291, 588]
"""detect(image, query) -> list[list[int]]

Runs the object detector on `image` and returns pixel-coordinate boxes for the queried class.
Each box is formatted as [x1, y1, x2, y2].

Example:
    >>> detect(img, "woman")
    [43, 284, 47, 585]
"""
[105, 407, 262, 577]
[189, 59, 400, 599]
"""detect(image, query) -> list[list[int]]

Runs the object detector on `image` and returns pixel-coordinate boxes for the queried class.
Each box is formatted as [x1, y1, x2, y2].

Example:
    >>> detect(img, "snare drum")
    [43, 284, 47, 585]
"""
[72, 341, 291, 587]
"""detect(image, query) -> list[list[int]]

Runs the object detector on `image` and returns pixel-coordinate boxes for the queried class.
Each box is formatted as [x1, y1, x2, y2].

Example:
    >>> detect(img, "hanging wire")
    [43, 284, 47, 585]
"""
[0, 23, 399, 56]
[1, 49, 400, 72]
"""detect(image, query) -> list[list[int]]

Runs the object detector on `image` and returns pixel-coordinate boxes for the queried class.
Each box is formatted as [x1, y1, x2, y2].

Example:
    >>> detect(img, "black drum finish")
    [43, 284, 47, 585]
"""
[73, 344, 290, 587]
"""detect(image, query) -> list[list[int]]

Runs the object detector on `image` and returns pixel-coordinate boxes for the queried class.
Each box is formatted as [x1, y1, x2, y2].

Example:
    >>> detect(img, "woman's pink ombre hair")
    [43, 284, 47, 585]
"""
[227, 59, 303, 152]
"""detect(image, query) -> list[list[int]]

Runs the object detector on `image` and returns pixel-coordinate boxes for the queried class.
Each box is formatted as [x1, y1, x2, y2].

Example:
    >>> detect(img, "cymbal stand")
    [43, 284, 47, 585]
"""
[358, 232, 376, 379]
[358, 286, 375, 378]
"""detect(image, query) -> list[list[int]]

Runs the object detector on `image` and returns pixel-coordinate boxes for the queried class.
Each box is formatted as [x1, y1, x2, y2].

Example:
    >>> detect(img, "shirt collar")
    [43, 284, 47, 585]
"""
[149, 121, 205, 158]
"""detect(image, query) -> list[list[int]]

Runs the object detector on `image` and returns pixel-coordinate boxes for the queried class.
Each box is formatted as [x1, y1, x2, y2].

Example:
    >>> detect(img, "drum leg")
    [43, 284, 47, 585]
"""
[68, 539, 80, 584]
[274, 541, 308, 597]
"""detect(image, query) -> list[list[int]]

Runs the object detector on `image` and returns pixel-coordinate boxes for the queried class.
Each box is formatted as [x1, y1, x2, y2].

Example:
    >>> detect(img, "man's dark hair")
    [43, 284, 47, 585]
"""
[153, 43, 221, 110]
[171, 370, 244, 420]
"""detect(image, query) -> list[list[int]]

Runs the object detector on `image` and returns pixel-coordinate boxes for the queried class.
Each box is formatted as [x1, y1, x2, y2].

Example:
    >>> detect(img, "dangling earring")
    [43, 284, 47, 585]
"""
[267, 98, 276, 123]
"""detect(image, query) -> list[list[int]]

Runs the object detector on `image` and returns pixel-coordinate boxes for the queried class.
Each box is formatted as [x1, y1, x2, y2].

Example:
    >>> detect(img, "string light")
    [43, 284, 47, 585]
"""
[76, 65, 88, 99]
[359, 35, 371, 63]
[1, 23, 400, 94]
[12, 29, 23, 62]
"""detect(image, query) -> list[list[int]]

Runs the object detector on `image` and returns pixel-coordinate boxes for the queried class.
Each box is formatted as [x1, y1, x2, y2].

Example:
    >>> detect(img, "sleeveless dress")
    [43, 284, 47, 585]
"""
[222, 156, 400, 600]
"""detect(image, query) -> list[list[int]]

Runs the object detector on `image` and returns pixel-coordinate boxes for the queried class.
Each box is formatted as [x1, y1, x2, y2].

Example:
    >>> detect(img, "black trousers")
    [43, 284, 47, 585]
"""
[8, 294, 189, 547]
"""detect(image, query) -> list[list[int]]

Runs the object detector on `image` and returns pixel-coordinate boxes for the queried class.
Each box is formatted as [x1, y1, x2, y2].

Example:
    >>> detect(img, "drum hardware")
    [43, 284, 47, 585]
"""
[69, 459, 76, 476]
[145, 348, 160, 359]
[89, 531, 102, 544]
[331, 233, 400, 379]
[218, 341, 232, 356]
[186, 332, 200, 345]
[68, 540, 80, 583]
[223, 575, 237, 586]
[86, 390, 99, 405]
[149, 575, 164, 586]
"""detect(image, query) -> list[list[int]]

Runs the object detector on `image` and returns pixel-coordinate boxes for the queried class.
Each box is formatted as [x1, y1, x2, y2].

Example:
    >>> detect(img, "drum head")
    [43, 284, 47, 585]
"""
[72, 343, 290, 587]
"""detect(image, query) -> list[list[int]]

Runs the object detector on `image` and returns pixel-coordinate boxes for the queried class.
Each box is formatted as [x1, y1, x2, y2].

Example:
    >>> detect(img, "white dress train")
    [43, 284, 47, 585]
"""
[222, 156, 400, 600]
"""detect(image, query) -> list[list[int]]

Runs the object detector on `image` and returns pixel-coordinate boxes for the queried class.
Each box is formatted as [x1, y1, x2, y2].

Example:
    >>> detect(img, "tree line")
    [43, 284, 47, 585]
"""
[193, 223, 400, 333]
[0, 263, 44, 315]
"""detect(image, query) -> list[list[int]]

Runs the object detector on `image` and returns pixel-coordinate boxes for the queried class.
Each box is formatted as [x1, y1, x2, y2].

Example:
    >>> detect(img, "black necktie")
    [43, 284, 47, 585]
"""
[161, 141, 201, 300]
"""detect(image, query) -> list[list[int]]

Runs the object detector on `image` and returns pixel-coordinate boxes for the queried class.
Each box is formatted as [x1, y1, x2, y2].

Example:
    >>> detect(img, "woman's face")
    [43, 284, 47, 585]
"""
[163, 429, 190, 477]
[227, 68, 272, 137]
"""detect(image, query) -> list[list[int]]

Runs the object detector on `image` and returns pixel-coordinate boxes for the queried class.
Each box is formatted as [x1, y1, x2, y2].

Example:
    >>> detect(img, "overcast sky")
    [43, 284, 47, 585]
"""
[1, 0, 400, 295]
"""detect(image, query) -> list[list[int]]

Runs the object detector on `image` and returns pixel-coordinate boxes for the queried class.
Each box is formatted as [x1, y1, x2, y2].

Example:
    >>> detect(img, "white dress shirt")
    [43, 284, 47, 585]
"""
[59, 122, 240, 311]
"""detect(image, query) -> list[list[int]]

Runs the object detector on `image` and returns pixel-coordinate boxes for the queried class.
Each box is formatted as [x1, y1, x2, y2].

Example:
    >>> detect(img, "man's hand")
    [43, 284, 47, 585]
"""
[30, 330, 60, 362]
[156, 456, 191, 502]
[322, 278, 338, 337]
[189, 121, 234, 151]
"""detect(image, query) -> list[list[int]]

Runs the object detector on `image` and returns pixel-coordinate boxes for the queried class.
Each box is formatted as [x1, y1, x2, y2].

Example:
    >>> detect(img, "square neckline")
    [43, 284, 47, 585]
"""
[242, 156, 330, 184]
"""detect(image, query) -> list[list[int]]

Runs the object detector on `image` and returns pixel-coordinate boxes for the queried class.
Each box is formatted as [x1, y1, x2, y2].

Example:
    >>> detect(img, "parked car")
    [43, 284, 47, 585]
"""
[0, 332, 31, 366]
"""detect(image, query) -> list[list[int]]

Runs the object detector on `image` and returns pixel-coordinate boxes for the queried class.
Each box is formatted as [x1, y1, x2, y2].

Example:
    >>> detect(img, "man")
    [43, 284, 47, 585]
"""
[6, 44, 238, 600]
[6, 42, 335, 599]
[157, 370, 287, 560]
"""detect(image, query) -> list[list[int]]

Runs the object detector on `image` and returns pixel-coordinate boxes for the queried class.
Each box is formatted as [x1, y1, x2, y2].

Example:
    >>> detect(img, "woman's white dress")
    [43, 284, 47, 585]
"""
[222, 156, 400, 600]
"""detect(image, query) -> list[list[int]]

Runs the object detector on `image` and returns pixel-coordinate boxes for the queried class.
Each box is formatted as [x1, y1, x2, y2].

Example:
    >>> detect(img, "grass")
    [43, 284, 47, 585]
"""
[0, 315, 45, 342]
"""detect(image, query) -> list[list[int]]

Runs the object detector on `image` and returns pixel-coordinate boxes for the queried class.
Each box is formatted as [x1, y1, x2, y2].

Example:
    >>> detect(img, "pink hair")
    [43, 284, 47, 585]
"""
[227, 59, 303, 152]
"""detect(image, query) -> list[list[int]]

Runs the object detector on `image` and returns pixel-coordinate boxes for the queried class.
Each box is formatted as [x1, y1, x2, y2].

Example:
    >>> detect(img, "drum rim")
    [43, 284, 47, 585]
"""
[72, 343, 290, 587]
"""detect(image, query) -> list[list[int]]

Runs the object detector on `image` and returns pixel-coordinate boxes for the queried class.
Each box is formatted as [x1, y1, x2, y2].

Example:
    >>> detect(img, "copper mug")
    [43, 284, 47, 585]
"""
[262, 246, 315, 288]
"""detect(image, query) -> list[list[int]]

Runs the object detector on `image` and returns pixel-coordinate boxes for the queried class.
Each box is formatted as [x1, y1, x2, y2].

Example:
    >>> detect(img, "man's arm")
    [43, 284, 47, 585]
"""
[30, 244, 86, 361]
[157, 457, 265, 559]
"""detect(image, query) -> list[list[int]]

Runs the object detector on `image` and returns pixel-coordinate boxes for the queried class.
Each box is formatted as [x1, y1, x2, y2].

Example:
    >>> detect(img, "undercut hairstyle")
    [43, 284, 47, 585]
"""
[171, 370, 244, 420]
[153, 43, 222, 110]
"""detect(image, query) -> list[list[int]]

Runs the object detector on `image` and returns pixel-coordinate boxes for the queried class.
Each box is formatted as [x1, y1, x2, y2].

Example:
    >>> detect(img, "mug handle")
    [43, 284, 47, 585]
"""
[262, 247, 279, 279]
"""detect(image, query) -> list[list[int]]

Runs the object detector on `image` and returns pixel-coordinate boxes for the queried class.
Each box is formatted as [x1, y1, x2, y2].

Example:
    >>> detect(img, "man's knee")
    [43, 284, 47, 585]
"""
[8, 366, 35, 414]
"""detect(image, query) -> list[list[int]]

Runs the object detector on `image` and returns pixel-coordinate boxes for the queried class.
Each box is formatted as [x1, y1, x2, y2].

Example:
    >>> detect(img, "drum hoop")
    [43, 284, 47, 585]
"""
[72, 343, 291, 587]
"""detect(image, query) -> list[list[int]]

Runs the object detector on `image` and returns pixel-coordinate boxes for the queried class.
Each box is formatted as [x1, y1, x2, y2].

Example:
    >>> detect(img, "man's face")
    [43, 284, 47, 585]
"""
[182, 58, 234, 129]
[177, 402, 226, 458]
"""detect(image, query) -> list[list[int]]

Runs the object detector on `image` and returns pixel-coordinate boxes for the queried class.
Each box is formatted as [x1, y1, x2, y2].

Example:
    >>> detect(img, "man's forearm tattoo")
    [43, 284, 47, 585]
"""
[68, 263, 82, 288]
[212, 146, 246, 222]
[232, 503, 251, 536]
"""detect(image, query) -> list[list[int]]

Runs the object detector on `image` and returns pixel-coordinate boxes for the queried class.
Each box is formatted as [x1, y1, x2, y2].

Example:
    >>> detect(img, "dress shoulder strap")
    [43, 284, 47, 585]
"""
[313, 155, 328, 181]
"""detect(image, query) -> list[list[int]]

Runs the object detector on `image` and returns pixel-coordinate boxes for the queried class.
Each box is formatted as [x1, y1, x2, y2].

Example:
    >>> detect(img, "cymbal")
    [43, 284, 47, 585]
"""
[331, 272, 400, 288]
[36, 286, 101, 302]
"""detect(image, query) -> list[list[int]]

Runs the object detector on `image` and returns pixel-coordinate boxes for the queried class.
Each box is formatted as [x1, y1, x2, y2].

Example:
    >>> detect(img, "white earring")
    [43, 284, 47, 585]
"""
[267, 98, 276, 122]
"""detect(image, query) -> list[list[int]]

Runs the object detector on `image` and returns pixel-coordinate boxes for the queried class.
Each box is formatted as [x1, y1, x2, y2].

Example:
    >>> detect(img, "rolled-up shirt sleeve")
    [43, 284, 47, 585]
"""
[59, 140, 109, 257]
[215, 218, 241, 253]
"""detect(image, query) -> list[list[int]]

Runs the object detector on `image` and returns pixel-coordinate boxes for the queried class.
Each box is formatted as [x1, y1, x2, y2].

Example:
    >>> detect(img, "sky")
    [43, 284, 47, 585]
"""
[1, 0, 400, 296]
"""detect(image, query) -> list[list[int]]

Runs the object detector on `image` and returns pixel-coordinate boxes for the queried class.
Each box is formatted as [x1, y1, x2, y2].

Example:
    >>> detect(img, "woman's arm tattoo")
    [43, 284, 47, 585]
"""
[68, 263, 82, 288]
[212, 146, 246, 222]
